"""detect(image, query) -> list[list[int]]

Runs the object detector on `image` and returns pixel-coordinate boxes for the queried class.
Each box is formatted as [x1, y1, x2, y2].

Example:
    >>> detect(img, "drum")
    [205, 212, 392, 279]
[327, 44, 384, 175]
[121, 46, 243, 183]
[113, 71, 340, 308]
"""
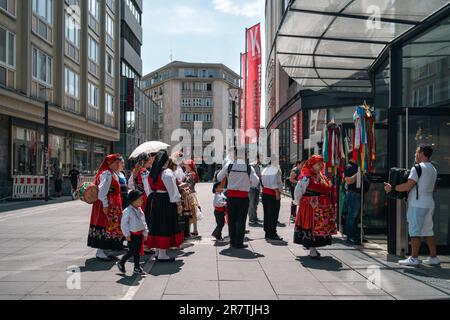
[78, 182, 99, 204]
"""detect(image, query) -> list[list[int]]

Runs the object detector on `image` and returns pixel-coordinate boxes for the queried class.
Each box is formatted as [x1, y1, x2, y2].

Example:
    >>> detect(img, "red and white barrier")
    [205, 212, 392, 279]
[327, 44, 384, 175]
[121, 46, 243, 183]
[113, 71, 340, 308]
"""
[13, 176, 45, 199]
[78, 176, 95, 186]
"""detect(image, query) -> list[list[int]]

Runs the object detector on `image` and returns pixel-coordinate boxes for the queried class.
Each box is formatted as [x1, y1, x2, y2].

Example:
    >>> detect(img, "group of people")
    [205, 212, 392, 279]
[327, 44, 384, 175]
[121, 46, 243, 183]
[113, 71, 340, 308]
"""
[86, 150, 201, 275]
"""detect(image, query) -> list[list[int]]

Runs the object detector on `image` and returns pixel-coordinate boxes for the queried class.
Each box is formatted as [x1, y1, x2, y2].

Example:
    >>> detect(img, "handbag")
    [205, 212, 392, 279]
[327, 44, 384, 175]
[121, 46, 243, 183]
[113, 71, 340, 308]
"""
[195, 207, 203, 221]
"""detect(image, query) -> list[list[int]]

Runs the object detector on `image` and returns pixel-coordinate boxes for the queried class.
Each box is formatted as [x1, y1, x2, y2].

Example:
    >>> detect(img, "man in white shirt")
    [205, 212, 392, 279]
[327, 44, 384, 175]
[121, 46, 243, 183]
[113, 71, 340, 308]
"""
[384, 144, 439, 266]
[261, 161, 283, 241]
[217, 148, 260, 249]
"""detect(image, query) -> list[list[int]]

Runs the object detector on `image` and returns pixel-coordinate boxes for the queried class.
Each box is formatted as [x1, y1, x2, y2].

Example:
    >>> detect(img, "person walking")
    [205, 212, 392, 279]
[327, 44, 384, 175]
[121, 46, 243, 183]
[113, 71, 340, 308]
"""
[216, 149, 260, 249]
[87, 154, 124, 261]
[384, 144, 440, 266]
[294, 155, 337, 259]
[53, 164, 63, 197]
[261, 162, 283, 241]
[68, 165, 80, 200]
[248, 155, 262, 225]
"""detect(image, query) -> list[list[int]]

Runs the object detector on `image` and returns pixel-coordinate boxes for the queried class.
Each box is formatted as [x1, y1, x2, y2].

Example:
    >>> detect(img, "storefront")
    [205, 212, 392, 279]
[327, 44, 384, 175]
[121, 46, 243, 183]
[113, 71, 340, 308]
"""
[267, 1, 450, 254]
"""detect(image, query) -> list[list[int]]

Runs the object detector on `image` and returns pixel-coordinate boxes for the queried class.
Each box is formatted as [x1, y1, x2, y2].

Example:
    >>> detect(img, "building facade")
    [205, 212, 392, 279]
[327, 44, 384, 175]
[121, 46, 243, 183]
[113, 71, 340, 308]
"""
[0, 0, 121, 198]
[142, 61, 240, 177]
[265, 0, 450, 254]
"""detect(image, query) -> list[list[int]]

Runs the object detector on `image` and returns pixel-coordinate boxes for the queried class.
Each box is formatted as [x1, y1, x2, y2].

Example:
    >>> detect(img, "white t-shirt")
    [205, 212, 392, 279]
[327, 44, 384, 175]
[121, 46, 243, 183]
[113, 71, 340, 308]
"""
[408, 162, 437, 208]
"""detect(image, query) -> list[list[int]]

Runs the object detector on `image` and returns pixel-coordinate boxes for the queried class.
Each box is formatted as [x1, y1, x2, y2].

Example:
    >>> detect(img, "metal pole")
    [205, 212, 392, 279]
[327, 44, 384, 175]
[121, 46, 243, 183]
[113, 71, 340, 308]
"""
[244, 28, 248, 157]
[44, 100, 49, 202]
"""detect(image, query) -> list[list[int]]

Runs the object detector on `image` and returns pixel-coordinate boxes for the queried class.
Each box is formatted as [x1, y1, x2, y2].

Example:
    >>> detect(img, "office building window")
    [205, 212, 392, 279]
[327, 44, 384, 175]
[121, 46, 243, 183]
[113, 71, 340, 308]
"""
[126, 0, 141, 25]
[88, 0, 99, 20]
[0, 26, 15, 68]
[32, 0, 52, 25]
[106, 14, 114, 37]
[106, 53, 114, 75]
[106, 93, 114, 114]
[0, 0, 15, 16]
[32, 47, 52, 85]
[88, 36, 99, 64]
[88, 82, 99, 108]
[64, 67, 79, 98]
[65, 10, 80, 47]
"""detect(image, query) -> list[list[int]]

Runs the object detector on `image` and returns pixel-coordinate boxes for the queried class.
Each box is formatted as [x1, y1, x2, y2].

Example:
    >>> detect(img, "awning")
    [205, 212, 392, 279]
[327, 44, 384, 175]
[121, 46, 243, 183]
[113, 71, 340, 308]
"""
[277, 0, 450, 93]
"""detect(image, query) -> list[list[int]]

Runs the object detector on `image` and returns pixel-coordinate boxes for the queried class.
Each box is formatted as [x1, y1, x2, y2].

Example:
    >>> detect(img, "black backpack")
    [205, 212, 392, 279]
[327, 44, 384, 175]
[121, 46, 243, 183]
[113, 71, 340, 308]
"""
[388, 165, 422, 200]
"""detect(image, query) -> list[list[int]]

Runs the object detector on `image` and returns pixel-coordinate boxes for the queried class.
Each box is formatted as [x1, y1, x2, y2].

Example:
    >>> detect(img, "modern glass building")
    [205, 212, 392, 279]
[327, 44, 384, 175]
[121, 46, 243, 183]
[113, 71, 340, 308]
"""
[265, 0, 450, 254]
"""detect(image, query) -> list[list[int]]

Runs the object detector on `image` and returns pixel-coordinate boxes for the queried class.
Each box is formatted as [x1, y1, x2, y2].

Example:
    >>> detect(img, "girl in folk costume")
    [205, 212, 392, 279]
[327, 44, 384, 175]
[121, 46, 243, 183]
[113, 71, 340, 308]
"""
[294, 155, 337, 259]
[146, 150, 184, 262]
[183, 160, 201, 238]
[88, 154, 125, 261]
[128, 153, 152, 212]
[116, 157, 129, 209]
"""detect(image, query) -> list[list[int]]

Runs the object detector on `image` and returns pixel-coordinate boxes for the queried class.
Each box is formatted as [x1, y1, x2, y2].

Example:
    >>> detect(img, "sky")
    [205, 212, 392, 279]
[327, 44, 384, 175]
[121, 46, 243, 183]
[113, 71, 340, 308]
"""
[141, 0, 266, 124]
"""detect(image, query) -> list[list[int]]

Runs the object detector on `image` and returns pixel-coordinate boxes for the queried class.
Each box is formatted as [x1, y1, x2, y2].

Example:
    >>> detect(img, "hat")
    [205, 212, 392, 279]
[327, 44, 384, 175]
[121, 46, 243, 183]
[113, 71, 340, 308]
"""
[128, 190, 144, 204]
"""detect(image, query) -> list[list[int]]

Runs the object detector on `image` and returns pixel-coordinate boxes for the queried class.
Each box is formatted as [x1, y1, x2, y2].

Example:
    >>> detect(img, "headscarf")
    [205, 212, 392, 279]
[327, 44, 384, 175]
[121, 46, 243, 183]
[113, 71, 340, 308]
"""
[96, 154, 121, 181]
[300, 155, 325, 179]
[133, 153, 150, 179]
[150, 150, 169, 182]
[185, 160, 199, 183]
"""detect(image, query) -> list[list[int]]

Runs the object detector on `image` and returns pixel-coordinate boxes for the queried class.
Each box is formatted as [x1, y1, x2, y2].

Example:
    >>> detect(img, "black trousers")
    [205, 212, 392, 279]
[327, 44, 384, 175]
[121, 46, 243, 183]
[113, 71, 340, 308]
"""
[262, 194, 281, 237]
[120, 233, 143, 268]
[213, 211, 226, 237]
[227, 197, 249, 247]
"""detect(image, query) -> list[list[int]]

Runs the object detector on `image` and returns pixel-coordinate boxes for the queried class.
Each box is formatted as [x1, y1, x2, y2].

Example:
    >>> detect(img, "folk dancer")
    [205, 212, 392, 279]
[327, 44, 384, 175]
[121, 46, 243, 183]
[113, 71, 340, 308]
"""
[261, 162, 283, 241]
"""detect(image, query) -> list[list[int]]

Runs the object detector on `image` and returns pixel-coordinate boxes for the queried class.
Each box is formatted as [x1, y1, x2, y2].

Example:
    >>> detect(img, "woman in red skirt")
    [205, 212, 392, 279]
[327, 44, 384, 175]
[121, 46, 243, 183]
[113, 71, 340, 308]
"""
[88, 154, 125, 261]
[146, 150, 184, 262]
[293, 155, 337, 259]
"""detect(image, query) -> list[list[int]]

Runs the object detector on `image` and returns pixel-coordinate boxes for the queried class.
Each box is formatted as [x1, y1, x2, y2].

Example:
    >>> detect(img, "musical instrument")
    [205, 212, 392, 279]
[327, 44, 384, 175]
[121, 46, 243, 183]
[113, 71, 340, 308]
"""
[77, 182, 99, 204]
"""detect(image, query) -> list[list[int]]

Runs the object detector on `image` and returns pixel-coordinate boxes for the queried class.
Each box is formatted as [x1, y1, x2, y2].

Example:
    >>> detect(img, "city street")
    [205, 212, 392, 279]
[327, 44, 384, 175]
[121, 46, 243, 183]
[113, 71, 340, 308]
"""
[0, 183, 449, 300]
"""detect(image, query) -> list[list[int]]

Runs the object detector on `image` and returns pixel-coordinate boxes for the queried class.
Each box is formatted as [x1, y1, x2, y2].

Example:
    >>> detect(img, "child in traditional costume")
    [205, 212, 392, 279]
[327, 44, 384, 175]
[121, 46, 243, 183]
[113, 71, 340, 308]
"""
[212, 182, 227, 241]
[117, 190, 148, 275]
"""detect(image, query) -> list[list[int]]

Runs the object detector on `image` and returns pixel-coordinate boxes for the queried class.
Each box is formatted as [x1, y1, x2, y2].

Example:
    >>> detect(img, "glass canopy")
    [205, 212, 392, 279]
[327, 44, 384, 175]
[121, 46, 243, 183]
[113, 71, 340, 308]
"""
[277, 0, 450, 92]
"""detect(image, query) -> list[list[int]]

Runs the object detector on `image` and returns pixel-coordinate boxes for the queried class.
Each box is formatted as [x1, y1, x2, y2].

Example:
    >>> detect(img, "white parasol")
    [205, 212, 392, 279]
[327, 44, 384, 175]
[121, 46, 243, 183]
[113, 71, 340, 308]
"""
[129, 141, 170, 159]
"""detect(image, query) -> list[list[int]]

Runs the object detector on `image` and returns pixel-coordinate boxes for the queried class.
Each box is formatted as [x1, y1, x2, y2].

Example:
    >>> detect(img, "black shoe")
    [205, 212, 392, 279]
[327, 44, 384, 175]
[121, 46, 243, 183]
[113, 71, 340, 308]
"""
[108, 255, 120, 261]
[133, 267, 145, 275]
[144, 249, 156, 255]
[245, 230, 250, 234]
[266, 235, 283, 241]
[232, 244, 248, 249]
[116, 261, 126, 273]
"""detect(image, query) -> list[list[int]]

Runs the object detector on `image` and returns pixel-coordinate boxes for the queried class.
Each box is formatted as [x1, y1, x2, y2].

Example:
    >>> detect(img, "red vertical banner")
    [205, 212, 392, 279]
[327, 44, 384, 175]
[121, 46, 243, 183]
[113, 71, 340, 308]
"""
[246, 23, 262, 144]
[292, 114, 298, 144]
[299, 111, 303, 144]
[240, 52, 247, 144]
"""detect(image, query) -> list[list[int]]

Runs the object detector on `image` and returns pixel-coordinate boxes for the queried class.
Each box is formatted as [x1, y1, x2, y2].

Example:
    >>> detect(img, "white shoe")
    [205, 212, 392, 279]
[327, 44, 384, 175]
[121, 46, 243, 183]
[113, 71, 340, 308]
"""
[398, 256, 421, 266]
[423, 256, 441, 266]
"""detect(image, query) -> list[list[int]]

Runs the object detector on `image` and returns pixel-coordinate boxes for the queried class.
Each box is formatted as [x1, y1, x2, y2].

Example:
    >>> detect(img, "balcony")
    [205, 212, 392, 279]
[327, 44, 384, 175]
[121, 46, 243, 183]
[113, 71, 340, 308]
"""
[87, 105, 99, 122]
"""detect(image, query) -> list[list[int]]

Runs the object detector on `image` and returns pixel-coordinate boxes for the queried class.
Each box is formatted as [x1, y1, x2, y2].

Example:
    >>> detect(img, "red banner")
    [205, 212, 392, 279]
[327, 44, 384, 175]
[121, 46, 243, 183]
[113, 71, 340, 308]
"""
[292, 114, 298, 144]
[240, 52, 247, 144]
[245, 23, 262, 143]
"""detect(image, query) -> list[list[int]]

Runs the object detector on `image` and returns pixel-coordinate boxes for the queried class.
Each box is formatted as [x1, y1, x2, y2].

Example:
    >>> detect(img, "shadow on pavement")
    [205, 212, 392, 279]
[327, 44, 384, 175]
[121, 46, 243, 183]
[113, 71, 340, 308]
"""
[296, 256, 343, 271]
[116, 274, 145, 286]
[219, 248, 265, 260]
[80, 258, 116, 272]
[149, 260, 185, 276]
[265, 239, 288, 247]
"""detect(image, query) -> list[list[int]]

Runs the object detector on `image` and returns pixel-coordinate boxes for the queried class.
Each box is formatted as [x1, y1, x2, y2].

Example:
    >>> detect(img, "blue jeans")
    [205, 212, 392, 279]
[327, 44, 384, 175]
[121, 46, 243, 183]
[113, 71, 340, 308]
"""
[346, 191, 361, 241]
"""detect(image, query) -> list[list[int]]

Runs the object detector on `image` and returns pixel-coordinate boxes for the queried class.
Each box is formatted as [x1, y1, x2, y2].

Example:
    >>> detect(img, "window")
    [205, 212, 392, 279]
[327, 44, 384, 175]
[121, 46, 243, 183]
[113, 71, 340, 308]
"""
[32, 47, 52, 85]
[106, 93, 114, 114]
[88, 0, 99, 20]
[125, 0, 141, 25]
[0, 26, 15, 68]
[88, 36, 98, 63]
[106, 53, 114, 75]
[88, 82, 99, 108]
[106, 14, 114, 37]
[65, 67, 79, 98]
[65, 10, 80, 47]
[0, 0, 16, 16]
[32, 0, 52, 25]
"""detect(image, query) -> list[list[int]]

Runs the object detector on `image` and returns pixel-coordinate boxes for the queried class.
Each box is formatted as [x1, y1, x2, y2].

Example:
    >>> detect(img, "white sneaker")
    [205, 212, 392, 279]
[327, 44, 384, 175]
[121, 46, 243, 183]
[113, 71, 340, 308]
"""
[398, 256, 421, 266]
[423, 256, 441, 266]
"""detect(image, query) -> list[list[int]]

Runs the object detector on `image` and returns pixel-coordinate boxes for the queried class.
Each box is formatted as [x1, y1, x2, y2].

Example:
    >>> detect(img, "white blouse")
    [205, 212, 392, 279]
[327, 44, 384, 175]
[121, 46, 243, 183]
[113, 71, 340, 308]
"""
[293, 177, 310, 206]
[98, 171, 113, 208]
[161, 169, 181, 203]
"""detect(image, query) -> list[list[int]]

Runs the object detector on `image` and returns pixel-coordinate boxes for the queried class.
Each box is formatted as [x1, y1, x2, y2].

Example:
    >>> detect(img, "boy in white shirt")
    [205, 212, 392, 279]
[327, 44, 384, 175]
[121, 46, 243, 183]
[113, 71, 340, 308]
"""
[212, 182, 227, 241]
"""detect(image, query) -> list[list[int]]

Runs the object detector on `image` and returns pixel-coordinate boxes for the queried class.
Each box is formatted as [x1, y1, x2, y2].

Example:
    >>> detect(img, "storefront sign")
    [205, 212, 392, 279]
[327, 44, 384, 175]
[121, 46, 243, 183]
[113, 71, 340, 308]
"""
[74, 141, 88, 152]
[94, 145, 105, 154]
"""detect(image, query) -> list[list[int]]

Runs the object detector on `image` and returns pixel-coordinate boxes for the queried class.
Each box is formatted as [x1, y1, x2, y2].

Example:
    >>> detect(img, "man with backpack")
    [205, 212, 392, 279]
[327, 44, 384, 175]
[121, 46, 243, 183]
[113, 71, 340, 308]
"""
[384, 144, 439, 266]
[217, 148, 260, 249]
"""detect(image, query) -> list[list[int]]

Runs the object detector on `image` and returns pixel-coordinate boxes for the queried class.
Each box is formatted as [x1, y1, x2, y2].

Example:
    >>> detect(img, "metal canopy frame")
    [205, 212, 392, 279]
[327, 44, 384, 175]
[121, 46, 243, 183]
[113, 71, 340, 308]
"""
[276, 0, 450, 92]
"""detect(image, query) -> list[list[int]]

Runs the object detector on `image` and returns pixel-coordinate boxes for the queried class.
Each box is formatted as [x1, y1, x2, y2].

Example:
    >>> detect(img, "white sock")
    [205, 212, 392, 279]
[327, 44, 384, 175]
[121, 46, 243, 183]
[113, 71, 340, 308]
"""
[193, 223, 198, 233]
[309, 248, 318, 257]
[158, 249, 170, 260]
[96, 249, 108, 258]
